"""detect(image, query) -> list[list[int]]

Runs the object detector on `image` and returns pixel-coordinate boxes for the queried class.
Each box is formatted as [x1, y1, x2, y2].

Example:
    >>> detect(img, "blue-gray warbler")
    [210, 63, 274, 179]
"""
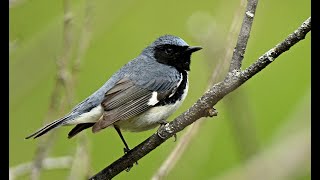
[26, 34, 202, 152]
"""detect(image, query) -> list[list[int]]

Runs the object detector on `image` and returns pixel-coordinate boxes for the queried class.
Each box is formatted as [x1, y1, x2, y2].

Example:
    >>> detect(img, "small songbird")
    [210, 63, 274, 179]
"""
[26, 34, 202, 152]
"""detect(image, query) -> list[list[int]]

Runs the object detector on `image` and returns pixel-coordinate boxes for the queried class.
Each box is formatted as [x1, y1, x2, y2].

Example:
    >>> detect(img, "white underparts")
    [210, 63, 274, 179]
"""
[67, 105, 104, 125]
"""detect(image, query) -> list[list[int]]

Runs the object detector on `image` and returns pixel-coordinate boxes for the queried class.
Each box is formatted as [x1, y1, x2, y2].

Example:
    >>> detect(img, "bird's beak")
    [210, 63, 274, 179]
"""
[186, 46, 202, 53]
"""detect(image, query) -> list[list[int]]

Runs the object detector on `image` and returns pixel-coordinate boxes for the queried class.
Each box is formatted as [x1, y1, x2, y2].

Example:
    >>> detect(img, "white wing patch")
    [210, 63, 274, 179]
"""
[147, 92, 159, 105]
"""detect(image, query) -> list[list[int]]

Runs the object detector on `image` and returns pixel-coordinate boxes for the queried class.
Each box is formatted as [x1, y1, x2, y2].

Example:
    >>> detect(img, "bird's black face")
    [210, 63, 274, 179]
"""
[153, 44, 202, 71]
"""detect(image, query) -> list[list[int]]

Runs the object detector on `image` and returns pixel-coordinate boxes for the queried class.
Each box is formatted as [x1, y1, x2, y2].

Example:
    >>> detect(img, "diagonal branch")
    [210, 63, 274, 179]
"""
[89, 17, 311, 180]
[152, 0, 247, 179]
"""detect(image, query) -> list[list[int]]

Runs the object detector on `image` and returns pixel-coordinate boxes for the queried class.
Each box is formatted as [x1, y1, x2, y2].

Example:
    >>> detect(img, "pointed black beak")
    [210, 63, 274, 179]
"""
[186, 46, 202, 53]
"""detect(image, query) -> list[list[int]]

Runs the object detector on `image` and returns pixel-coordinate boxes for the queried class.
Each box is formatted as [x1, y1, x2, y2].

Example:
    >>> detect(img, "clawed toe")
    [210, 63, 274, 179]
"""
[158, 120, 178, 142]
[123, 147, 130, 154]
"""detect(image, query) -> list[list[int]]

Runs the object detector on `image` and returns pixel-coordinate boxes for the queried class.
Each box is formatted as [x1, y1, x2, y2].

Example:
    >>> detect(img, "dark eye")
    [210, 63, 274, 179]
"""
[165, 48, 173, 55]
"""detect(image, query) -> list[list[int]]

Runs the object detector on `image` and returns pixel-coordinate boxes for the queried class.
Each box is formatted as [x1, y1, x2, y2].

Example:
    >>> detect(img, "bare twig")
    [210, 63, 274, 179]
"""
[229, 0, 258, 71]
[68, 135, 92, 180]
[209, 0, 247, 85]
[68, 1, 93, 179]
[89, 16, 311, 180]
[218, 1, 261, 154]
[10, 156, 72, 180]
[60, 0, 74, 105]
[71, 0, 93, 84]
[30, 1, 73, 180]
[152, 1, 247, 179]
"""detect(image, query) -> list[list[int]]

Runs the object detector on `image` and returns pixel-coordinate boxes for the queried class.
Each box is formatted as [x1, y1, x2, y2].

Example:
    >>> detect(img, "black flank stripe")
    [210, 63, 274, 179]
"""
[156, 71, 187, 106]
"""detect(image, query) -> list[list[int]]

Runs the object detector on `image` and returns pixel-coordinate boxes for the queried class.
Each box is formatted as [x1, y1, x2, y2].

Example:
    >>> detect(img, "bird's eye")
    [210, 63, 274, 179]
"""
[165, 48, 173, 55]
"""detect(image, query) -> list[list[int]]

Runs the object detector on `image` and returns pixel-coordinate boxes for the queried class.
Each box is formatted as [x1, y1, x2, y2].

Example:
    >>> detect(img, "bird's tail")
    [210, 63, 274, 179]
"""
[25, 116, 69, 139]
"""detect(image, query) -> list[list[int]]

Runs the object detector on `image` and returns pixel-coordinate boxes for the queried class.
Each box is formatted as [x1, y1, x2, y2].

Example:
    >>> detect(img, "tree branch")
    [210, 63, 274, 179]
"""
[209, 0, 246, 85]
[30, 1, 73, 179]
[10, 156, 72, 180]
[152, 0, 247, 179]
[68, 0, 93, 179]
[89, 16, 311, 180]
[229, 0, 258, 71]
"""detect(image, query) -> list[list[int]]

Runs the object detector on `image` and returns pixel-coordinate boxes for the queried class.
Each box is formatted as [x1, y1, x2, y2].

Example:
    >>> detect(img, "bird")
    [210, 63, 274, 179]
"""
[26, 34, 202, 153]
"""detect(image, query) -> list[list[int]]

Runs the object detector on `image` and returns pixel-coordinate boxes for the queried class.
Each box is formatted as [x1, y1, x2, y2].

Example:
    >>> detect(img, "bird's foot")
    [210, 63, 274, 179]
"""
[207, 107, 218, 117]
[123, 147, 130, 154]
[158, 120, 177, 142]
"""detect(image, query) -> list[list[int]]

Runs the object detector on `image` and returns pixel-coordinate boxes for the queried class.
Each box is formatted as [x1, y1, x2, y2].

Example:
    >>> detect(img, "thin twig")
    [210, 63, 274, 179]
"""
[210, 0, 247, 85]
[30, 1, 73, 180]
[61, 0, 74, 106]
[68, 135, 92, 180]
[10, 156, 72, 180]
[229, 0, 258, 71]
[68, 1, 93, 179]
[214, 0, 260, 154]
[152, 1, 247, 179]
[71, 0, 93, 84]
[89, 17, 311, 180]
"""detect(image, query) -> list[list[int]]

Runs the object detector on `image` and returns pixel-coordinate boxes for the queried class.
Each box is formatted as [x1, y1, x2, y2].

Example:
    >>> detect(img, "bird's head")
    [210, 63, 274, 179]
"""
[142, 35, 202, 71]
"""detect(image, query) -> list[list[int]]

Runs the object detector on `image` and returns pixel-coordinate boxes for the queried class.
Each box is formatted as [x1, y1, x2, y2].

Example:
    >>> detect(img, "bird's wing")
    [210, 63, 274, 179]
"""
[92, 76, 181, 133]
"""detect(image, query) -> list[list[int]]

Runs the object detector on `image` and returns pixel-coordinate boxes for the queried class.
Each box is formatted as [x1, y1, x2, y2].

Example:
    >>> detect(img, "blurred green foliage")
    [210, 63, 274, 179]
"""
[10, 0, 310, 179]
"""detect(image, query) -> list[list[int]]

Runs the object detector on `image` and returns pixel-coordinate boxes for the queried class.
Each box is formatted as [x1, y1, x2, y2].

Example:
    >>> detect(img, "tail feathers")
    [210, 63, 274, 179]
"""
[68, 123, 94, 139]
[25, 118, 66, 139]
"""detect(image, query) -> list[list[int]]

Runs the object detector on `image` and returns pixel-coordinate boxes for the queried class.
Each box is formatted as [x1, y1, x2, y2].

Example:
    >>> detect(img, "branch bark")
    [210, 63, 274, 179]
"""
[89, 15, 311, 180]
[229, 0, 258, 71]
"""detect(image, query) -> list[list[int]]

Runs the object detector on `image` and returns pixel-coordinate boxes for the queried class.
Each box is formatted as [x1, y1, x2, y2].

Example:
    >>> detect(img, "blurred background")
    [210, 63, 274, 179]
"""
[9, 0, 310, 179]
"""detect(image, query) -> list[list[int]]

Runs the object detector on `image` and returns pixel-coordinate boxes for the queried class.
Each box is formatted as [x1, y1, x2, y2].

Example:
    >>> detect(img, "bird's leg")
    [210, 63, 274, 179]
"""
[114, 126, 137, 172]
[114, 126, 130, 153]
[158, 120, 177, 142]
